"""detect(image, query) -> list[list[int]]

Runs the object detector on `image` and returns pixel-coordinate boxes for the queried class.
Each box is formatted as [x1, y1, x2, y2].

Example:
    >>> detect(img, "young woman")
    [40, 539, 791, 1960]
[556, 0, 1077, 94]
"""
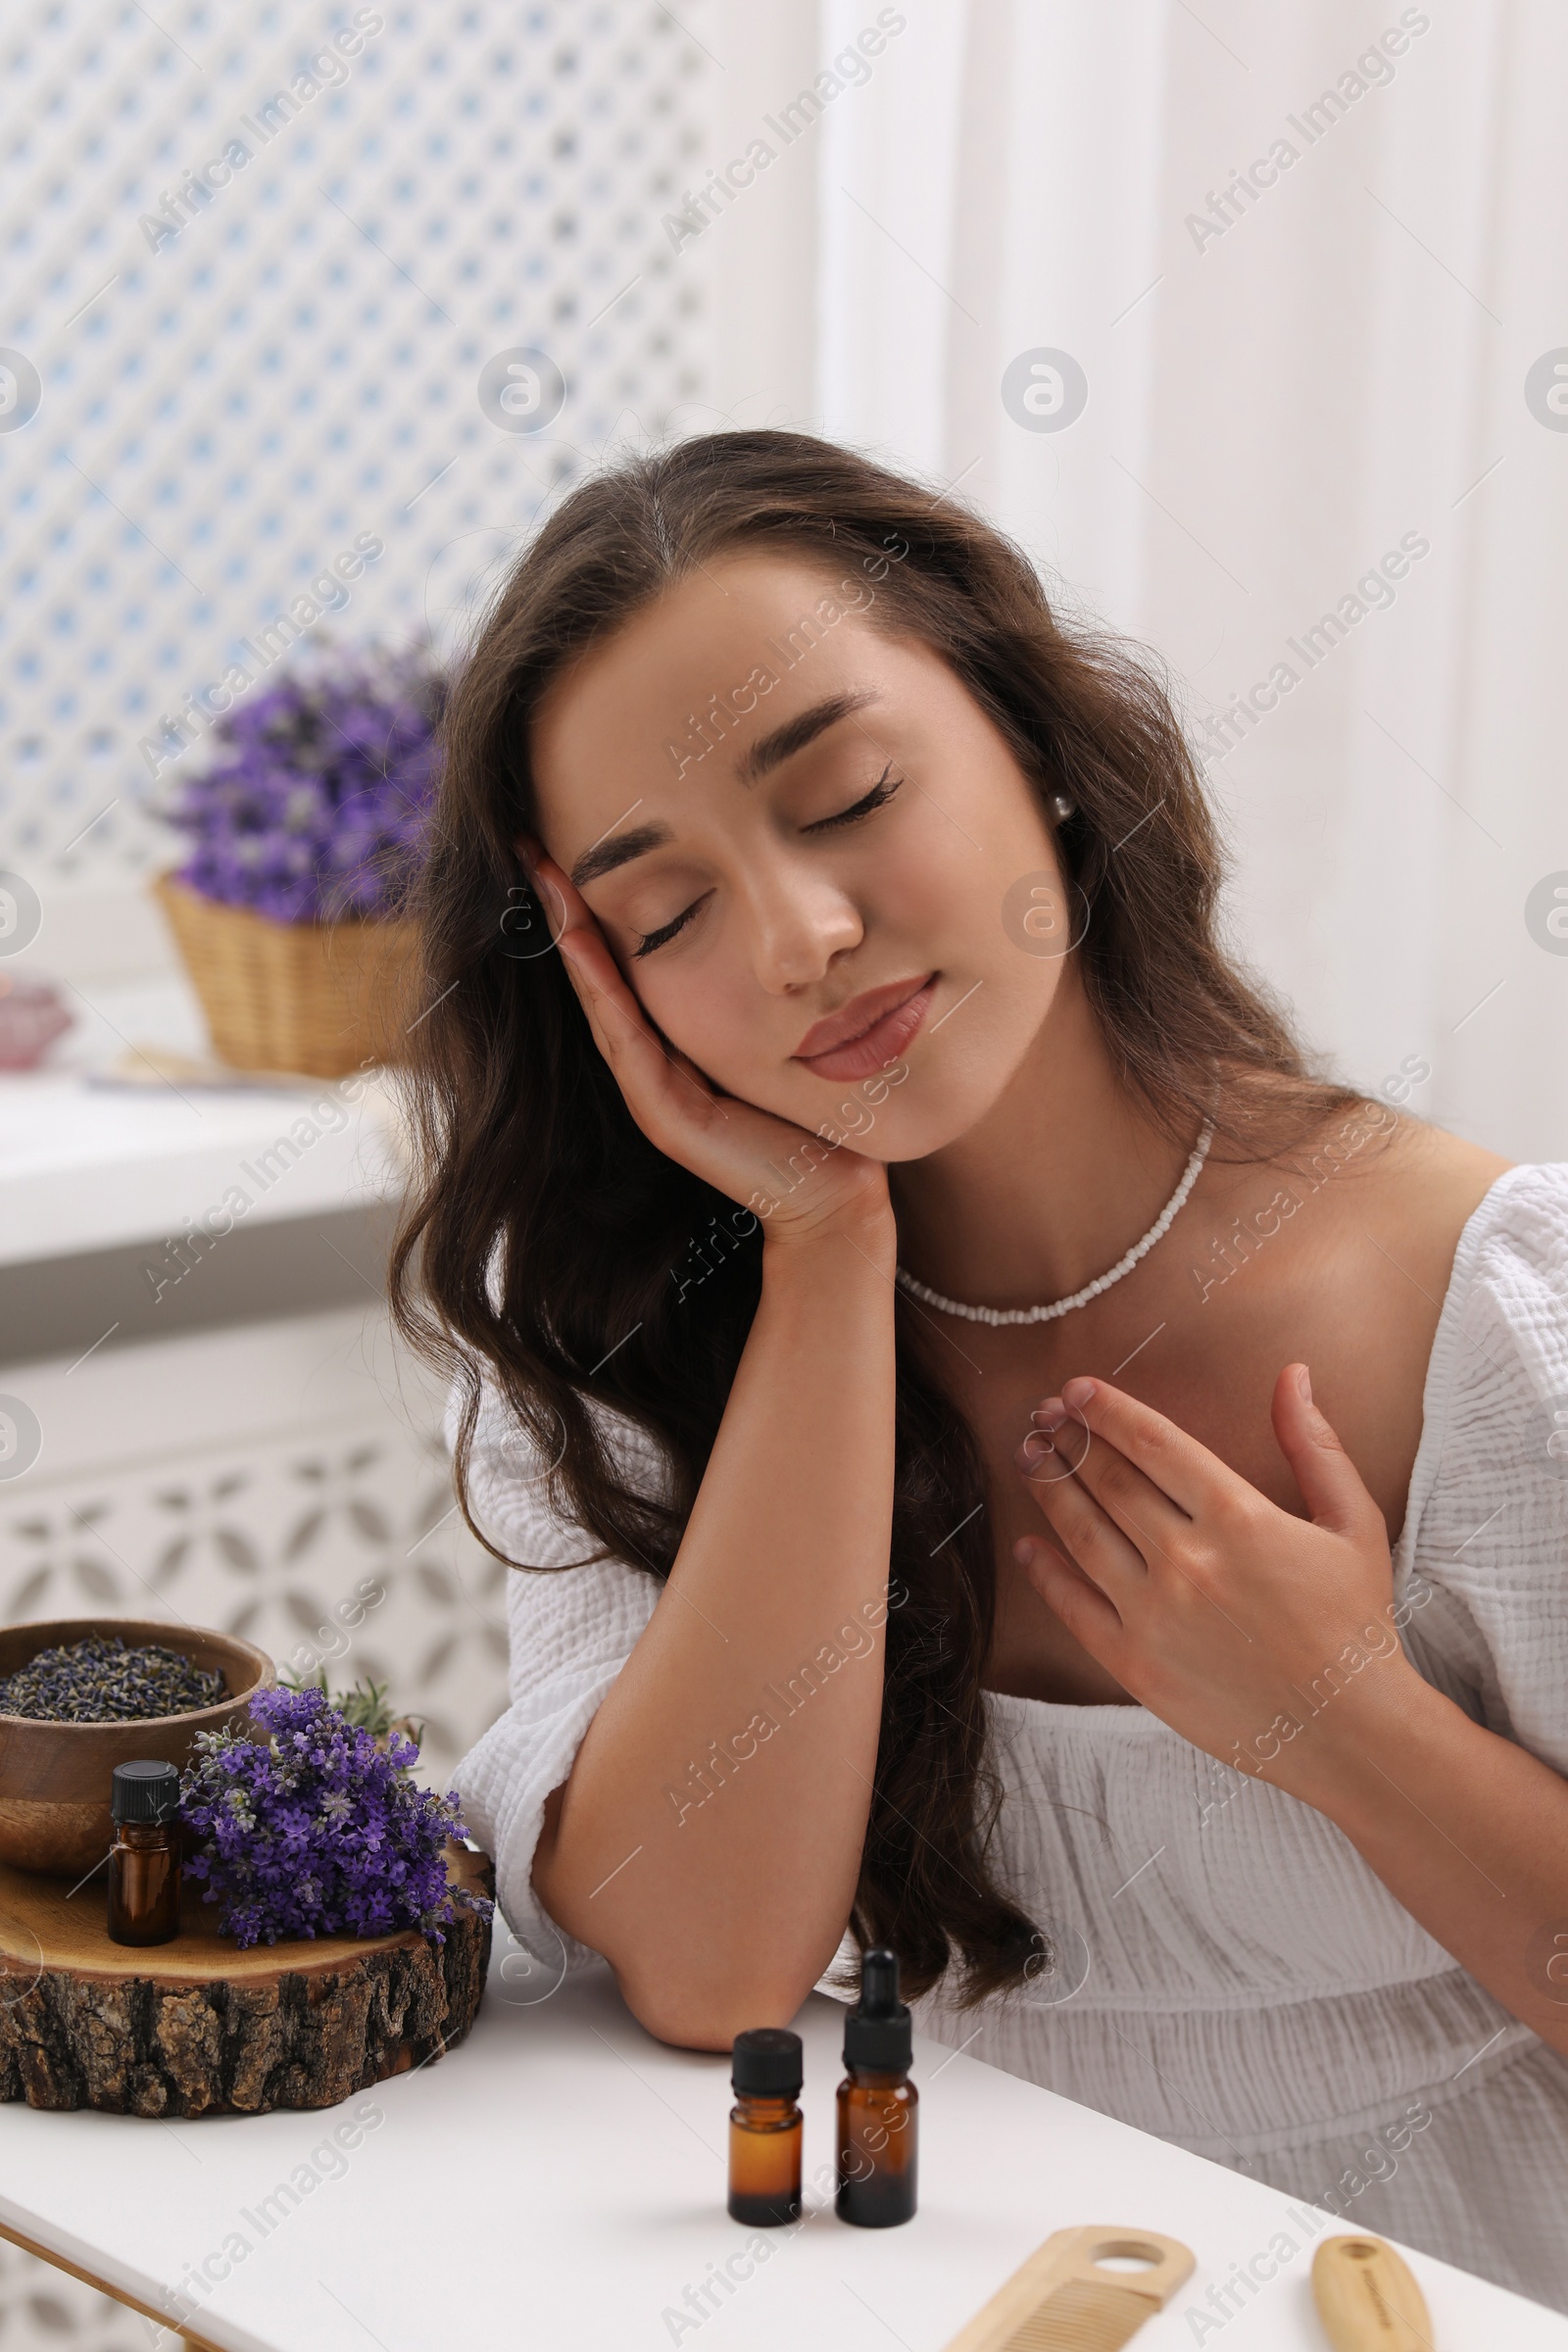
[389, 431, 1568, 2311]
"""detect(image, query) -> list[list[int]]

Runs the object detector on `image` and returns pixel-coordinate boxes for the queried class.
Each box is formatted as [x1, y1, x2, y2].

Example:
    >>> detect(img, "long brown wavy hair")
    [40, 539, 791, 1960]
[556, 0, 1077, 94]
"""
[387, 428, 1359, 2007]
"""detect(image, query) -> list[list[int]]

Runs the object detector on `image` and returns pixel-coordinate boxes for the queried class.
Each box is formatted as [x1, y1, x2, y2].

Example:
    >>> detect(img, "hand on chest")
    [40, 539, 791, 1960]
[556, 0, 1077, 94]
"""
[921, 1229, 1433, 1710]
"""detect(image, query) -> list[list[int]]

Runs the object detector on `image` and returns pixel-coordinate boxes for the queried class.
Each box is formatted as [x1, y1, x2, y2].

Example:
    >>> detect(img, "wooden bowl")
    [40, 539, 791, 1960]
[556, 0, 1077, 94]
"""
[0, 1618, 274, 1878]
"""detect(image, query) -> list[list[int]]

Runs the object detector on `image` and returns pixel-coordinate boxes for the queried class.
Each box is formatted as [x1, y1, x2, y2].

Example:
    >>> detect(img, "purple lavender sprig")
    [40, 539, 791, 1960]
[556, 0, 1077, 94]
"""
[153, 641, 447, 925]
[179, 1683, 488, 1948]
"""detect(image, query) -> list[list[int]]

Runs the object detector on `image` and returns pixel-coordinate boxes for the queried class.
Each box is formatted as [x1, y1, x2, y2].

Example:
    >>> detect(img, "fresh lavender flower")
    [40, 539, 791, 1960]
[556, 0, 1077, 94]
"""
[179, 1683, 488, 1949]
[153, 641, 446, 924]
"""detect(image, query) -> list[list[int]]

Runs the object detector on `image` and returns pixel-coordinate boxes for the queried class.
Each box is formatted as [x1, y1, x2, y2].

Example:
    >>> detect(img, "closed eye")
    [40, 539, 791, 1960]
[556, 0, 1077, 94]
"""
[631, 891, 713, 959]
[631, 766, 904, 957]
[804, 763, 904, 832]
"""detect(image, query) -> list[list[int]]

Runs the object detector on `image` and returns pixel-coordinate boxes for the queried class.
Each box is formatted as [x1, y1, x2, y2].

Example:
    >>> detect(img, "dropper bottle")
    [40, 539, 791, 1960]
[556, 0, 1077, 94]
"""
[728, 2028, 804, 2225]
[837, 1946, 918, 2226]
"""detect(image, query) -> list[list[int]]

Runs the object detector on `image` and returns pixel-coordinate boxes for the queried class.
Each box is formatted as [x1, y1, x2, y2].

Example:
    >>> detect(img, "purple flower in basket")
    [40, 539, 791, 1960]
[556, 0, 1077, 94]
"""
[179, 1683, 489, 1948]
[153, 641, 447, 923]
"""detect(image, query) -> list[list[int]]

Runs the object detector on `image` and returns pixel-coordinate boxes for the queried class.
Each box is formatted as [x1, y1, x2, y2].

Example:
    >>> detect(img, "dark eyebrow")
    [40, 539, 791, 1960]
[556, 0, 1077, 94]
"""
[566, 688, 881, 886]
[735, 689, 880, 786]
[568, 819, 675, 890]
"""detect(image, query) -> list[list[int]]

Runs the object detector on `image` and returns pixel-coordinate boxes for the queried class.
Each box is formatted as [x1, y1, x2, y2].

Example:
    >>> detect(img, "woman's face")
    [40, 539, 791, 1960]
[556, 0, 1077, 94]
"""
[528, 550, 1071, 1162]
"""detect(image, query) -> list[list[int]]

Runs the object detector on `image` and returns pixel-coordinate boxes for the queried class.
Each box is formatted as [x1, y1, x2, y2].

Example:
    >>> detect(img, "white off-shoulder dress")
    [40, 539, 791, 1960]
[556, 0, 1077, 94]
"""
[451, 1161, 1568, 2312]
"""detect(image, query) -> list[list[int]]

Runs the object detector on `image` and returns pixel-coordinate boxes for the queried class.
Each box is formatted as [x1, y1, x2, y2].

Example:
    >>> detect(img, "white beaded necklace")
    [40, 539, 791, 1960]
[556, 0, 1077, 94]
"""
[895, 1118, 1215, 1326]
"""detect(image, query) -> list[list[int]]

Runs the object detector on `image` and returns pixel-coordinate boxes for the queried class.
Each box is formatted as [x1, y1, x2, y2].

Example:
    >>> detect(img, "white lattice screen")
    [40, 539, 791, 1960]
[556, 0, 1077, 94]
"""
[0, 0, 710, 889]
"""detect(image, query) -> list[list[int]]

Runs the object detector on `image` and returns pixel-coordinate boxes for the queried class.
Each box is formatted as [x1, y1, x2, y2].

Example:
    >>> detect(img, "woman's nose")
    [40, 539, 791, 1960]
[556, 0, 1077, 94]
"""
[742, 864, 863, 994]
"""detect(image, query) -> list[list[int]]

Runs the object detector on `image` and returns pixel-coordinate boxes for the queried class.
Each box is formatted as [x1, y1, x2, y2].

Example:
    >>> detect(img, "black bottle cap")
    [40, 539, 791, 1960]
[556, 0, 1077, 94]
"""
[844, 1947, 911, 2072]
[111, 1760, 181, 1826]
[731, 2027, 803, 2097]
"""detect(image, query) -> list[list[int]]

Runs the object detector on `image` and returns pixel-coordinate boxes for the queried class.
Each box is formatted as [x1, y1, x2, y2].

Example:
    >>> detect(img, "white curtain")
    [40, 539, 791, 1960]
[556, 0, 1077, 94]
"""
[804, 0, 1568, 1161]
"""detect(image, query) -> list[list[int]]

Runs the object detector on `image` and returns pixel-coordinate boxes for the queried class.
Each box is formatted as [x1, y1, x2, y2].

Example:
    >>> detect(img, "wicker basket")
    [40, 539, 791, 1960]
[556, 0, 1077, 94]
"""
[152, 873, 421, 1079]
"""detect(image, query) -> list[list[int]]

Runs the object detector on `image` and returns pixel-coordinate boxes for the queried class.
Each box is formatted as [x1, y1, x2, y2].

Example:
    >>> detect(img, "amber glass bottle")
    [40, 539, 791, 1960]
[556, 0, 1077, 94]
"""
[728, 2028, 804, 2225]
[106, 1760, 182, 1946]
[837, 1947, 917, 2226]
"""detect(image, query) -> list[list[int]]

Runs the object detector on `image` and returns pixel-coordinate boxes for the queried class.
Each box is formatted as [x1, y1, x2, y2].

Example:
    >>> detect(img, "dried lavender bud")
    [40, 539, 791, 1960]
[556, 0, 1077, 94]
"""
[0, 1634, 225, 1723]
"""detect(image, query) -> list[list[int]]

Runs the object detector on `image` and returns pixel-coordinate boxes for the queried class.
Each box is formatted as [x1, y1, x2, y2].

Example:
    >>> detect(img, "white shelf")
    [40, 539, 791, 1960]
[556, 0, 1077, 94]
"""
[0, 974, 406, 1269]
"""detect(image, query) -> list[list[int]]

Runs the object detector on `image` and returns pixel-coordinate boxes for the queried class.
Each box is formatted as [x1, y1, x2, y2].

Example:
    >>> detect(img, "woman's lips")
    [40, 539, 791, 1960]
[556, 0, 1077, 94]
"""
[792, 975, 937, 1082]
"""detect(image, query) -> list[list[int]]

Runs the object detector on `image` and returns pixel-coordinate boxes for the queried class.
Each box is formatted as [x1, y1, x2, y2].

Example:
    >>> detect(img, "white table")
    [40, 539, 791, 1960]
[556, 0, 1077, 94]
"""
[1, 1926, 1563, 2352]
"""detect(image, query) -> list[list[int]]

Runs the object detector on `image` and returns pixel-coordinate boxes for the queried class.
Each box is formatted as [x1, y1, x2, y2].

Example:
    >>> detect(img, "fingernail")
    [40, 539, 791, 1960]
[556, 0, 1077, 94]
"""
[1031, 1398, 1068, 1432]
[1297, 1364, 1312, 1405]
[1061, 1377, 1097, 1408]
[1012, 1538, 1036, 1569]
[1015, 1434, 1055, 1472]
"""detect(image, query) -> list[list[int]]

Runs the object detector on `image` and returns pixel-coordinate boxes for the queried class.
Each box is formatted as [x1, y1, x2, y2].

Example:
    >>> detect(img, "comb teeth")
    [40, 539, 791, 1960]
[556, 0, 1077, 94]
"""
[996, 2278, 1152, 2352]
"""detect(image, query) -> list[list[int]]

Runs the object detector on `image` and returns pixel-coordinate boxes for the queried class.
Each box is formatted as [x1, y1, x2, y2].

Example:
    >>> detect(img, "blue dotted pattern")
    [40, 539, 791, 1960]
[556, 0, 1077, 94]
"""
[0, 0, 709, 879]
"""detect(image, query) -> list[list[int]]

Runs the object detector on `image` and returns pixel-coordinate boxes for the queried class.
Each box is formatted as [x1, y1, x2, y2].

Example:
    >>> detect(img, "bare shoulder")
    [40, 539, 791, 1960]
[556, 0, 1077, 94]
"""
[1199, 1095, 1511, 1295]
[1251, 1107, 1513, 1534]
[1335, 1108, 1512, 1291]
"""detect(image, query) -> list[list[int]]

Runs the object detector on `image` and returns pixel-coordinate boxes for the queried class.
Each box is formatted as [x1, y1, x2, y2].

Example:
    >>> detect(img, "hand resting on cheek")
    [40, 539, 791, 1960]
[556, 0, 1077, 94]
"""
[520, 840, 893, 1250]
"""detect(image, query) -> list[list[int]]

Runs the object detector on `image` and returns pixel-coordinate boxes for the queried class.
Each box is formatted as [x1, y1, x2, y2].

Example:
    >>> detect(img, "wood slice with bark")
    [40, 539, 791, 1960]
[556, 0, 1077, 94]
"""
[0, 1841, 492, 2116]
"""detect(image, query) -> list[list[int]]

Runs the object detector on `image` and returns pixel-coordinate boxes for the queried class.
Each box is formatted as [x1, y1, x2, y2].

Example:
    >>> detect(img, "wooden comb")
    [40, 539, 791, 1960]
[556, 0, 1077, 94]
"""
[1312, 2232, 1434, 2350]
[941, 2225, 1196, 2351]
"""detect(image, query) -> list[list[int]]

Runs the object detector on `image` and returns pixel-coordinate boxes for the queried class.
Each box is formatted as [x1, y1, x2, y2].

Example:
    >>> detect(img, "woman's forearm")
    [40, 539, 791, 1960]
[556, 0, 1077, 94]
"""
[532, 1211, 899, 2049]
[1290, 1667, 1568, 2059]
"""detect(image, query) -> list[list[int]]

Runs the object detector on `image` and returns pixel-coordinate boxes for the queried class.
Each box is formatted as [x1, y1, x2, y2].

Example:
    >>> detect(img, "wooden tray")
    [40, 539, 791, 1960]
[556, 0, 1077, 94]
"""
[0, 1841, 492, 2116]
